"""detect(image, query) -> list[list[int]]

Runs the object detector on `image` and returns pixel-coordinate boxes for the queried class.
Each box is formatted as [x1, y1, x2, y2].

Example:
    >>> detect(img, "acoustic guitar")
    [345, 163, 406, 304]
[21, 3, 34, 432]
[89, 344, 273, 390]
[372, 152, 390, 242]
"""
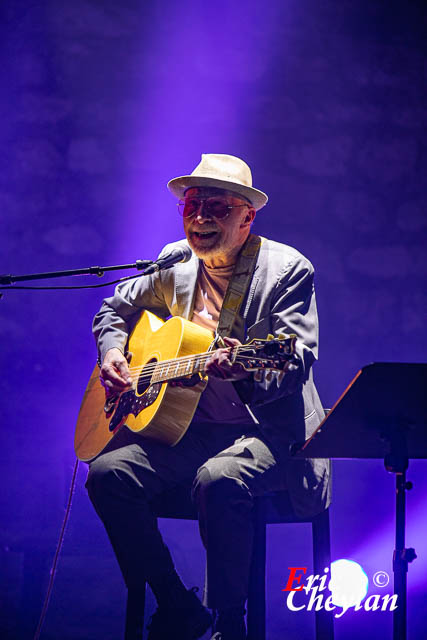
[74, 310, 296, 461]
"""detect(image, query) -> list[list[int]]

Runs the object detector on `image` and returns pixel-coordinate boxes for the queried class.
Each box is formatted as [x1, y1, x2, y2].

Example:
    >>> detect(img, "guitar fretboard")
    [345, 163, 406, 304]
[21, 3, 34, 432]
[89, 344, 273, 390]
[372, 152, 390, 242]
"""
[151, 353, 208, 383]
[145, 335, 295, 385]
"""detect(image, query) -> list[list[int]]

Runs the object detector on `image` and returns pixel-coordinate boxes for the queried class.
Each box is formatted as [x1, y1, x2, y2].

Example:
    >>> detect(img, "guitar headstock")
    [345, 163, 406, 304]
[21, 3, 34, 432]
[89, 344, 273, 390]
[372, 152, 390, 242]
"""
[235, 333, 297, 373]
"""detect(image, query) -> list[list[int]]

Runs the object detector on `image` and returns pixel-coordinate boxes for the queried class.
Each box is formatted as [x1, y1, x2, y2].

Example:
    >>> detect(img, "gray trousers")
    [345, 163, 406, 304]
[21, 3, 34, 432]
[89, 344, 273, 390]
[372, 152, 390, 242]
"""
[86, 419, 288, 609]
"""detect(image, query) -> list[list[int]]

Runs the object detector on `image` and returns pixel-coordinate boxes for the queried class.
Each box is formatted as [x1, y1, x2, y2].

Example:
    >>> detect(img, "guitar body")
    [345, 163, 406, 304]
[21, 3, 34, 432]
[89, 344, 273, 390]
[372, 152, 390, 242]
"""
[74, 310, 214, 461]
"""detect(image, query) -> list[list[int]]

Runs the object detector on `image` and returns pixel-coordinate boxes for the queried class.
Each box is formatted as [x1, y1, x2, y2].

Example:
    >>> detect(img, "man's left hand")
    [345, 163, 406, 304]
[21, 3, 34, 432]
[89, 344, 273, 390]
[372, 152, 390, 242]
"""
[205, 337, 251, 381]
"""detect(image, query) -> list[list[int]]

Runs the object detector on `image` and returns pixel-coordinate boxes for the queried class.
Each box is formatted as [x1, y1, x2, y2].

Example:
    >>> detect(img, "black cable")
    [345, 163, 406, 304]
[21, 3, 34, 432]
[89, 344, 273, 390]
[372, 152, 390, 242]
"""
[32, 458, 80, 640]
[0, 274, 142, 291]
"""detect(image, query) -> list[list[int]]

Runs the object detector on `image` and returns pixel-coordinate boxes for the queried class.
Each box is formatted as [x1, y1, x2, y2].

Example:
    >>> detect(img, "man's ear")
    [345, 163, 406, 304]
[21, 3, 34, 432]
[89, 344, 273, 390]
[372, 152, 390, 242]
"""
[243, 208, 256, 226]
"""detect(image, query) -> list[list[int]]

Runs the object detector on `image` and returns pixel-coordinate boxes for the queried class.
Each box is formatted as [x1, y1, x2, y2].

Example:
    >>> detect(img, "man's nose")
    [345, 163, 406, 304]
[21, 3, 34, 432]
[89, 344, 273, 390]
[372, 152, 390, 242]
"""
[194, 203, 213, 223]
[194, 213, 211, 224]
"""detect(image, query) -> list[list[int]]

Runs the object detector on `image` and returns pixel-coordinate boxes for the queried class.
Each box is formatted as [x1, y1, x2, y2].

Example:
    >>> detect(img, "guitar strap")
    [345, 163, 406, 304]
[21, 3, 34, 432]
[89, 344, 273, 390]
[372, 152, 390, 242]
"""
[215, 233, 263, 344]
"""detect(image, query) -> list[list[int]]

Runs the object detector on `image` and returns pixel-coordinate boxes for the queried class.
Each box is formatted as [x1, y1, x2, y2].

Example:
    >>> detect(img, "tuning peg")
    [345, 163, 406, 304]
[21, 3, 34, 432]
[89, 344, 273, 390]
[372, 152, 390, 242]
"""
[254, 370, 265, 382]
[267, 334, 274, 341]
[277, 333, 286, 340]
[265, 370, 273, 382]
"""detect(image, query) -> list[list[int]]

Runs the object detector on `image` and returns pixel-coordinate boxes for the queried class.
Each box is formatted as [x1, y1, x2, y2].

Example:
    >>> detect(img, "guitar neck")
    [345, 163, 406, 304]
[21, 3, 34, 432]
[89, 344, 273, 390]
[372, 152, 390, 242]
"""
[150, 350, 223, 384]
[146, 335, 295, 385]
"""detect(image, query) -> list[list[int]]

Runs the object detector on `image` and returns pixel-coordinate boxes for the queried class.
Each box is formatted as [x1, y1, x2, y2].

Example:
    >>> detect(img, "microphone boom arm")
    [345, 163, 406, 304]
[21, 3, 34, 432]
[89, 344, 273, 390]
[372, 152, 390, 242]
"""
[0, 259, 154, 285]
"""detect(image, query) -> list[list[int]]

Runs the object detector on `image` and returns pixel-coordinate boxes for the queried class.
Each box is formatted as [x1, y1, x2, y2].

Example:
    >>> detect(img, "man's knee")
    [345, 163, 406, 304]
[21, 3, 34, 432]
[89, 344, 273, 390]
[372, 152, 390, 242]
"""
[85, 455, 118, 501]
[192, 460, 248, 508]
[86, 446, 158, 510]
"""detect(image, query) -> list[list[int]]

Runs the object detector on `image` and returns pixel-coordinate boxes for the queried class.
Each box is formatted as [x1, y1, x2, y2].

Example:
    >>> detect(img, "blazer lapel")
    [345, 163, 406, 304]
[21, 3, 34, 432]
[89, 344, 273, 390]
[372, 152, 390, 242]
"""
[174, 255, 200, 320]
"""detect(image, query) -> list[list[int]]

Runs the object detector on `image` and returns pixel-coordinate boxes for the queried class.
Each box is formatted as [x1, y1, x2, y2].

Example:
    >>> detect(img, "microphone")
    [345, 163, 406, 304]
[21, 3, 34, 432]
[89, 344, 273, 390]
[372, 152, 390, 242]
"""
[144, 243, 193, 275]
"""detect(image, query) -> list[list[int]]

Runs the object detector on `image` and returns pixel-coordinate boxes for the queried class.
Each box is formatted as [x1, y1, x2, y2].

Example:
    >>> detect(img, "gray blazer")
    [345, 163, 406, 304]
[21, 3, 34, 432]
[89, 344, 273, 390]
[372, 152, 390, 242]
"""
[93, 236, 331, 517]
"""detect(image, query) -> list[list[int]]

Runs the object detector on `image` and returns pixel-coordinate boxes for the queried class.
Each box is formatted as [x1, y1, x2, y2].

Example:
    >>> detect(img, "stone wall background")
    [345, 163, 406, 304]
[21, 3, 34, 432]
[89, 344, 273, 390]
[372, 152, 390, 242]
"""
[0, 1, 426, 638]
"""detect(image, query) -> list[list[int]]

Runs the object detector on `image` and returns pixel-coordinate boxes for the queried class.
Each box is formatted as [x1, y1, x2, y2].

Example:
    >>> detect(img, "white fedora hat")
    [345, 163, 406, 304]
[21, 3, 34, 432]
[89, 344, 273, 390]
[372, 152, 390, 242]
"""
[167, 153, 268, 211]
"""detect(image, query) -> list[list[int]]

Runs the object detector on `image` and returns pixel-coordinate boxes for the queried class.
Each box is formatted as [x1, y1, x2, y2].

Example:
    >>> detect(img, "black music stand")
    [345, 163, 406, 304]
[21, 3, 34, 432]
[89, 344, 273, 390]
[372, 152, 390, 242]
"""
[294, 362, 427, 640]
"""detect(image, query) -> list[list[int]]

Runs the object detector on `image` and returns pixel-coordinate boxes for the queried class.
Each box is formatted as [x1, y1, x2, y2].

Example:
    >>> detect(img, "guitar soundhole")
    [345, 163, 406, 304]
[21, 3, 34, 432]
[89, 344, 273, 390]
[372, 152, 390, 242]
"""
[137, 358, 157, 395]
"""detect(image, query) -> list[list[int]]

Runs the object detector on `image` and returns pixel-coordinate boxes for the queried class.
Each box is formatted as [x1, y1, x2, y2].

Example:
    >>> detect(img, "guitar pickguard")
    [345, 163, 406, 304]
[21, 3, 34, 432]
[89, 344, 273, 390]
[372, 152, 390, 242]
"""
[108, 383, 162, 432]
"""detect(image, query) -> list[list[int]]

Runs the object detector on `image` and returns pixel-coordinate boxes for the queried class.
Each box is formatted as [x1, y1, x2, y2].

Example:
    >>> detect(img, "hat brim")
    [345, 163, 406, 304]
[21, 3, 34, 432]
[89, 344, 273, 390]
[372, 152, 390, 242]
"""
[167, 176, 268, 211]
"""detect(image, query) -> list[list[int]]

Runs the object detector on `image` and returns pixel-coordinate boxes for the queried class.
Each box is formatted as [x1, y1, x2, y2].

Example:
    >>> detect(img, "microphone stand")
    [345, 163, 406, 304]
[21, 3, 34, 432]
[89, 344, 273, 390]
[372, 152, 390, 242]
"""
[0, 259, 154, 297]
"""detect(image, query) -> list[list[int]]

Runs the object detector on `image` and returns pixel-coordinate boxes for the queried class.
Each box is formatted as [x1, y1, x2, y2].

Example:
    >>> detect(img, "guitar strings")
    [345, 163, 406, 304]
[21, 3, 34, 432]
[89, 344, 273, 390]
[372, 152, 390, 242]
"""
[123, 344, 280, 374]
[106, 355, 284, 388]
[99, 349, 289, 387]
[133, 357, 283, 386]
[129, 354, 280, 377]
[124, 346, 282, 377]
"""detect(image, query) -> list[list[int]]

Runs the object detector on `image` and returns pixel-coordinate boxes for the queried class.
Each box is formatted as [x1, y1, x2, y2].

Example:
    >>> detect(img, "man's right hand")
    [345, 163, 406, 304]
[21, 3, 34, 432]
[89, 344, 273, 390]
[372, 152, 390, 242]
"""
[100, 348, 133, 396]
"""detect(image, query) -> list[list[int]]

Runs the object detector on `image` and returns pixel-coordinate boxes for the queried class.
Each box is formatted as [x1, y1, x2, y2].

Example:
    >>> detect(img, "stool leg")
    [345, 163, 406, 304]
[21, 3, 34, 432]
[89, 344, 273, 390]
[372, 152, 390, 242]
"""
[125, 587, 146, 640]
[247, 501, 266, 640]
[312, 509, 334, 640]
